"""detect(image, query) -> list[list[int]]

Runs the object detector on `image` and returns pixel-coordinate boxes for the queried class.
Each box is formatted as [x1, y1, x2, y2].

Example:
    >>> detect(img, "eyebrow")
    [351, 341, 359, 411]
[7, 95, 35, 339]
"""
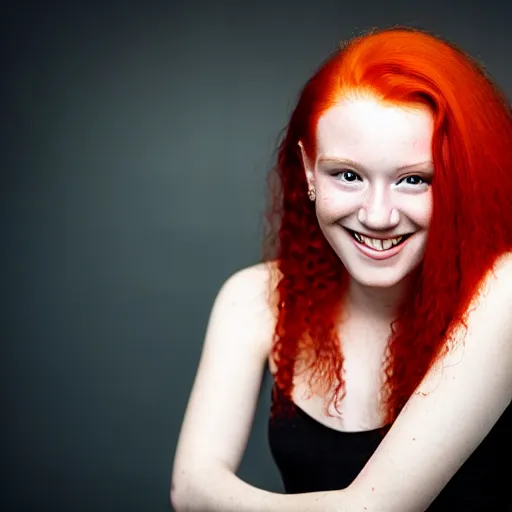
[317, 157, 434, 172]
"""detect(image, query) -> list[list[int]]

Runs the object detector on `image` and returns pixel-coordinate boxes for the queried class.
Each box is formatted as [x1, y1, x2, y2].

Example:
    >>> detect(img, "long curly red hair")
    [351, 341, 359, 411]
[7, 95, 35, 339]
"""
[263, 26, 512, 430]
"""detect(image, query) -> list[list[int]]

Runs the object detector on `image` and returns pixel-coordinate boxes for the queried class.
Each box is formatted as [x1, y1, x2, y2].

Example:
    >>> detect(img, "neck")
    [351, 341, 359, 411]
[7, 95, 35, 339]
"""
[345, 277, 410, 322]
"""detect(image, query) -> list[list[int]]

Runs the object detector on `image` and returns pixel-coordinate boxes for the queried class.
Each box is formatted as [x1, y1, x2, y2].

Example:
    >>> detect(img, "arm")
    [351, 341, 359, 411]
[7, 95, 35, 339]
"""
[170, 263, 278, 511]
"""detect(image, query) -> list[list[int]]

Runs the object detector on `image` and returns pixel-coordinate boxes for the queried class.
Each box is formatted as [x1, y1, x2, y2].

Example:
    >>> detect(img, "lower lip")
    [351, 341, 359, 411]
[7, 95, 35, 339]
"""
[348, 232, 411, 260]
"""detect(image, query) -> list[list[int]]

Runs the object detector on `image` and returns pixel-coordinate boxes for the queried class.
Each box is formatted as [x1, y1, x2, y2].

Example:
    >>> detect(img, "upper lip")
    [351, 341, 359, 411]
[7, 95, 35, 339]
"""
[344, 227, 413, 240]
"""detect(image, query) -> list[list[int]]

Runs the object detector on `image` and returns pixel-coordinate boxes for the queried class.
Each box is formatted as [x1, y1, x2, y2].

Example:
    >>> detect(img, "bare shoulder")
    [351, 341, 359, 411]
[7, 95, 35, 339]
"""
[489, 250, 512, 284]
[213, 261, 277, 356]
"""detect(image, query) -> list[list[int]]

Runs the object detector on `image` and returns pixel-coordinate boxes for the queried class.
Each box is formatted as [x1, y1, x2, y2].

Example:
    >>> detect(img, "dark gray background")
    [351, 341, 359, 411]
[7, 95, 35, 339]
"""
[3, 1, 512, 511]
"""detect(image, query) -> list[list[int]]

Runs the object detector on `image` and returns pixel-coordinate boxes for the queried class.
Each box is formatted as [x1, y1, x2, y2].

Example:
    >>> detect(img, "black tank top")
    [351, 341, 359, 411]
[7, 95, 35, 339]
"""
[268, 383, 512, 510]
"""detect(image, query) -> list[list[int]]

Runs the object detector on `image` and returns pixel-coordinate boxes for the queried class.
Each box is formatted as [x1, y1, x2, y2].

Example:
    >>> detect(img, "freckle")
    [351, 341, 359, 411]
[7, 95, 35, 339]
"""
[412, 437, 416, 441]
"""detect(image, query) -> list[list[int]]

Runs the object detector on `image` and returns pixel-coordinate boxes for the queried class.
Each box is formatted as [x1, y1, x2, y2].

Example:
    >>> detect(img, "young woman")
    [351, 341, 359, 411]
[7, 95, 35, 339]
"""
[171, 26, 512, 512]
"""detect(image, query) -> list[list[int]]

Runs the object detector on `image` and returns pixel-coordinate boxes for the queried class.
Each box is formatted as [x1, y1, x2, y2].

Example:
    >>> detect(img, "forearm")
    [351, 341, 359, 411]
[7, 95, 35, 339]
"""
[172, 465, 359, 512]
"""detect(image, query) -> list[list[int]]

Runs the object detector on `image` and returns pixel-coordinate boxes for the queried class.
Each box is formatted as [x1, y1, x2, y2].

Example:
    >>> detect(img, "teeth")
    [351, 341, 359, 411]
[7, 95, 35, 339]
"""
[382, 239, 393, 250]
[352, 231, 404, 251]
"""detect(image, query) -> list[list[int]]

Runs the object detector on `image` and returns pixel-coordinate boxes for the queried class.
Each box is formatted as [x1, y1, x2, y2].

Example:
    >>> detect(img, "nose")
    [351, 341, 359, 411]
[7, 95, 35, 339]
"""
[357, 186, 400, 230]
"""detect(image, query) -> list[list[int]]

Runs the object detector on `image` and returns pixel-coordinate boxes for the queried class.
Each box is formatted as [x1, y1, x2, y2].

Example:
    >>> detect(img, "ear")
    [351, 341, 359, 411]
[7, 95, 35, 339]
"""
[298, 141, 315, 189]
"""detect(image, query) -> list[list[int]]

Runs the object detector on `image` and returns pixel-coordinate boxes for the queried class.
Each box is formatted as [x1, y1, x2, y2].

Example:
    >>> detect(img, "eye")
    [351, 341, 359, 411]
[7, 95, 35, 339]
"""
[399, 175, 431, 186]
[333, 170, 361, 183]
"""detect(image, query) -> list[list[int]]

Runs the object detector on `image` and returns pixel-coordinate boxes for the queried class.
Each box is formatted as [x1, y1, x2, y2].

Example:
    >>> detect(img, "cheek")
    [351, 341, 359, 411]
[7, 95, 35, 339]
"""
[411, 195, 433, 228]
[315, 193, 354, 223]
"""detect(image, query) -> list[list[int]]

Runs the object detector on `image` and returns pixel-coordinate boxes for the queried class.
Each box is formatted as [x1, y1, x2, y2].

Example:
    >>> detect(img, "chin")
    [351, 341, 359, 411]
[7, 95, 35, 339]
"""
[347, 269, 412, 289]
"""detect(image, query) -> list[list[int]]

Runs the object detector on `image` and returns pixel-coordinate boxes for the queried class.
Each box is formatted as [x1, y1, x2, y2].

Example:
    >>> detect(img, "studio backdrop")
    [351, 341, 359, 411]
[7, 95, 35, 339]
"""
[3, 1, 511, 510]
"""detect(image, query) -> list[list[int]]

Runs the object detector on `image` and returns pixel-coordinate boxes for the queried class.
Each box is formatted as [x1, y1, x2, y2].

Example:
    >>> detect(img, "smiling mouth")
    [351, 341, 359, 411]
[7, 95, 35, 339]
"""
[344, 227, 413, 251]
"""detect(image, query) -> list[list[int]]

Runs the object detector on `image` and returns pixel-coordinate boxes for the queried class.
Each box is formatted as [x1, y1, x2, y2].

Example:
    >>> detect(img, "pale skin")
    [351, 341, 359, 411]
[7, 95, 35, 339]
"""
[171, 98, 512, 511]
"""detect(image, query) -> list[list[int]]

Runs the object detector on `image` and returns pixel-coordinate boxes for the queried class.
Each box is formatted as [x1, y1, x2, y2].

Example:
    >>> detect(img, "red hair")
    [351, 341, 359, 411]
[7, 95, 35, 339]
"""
[263, 26, 512, 430]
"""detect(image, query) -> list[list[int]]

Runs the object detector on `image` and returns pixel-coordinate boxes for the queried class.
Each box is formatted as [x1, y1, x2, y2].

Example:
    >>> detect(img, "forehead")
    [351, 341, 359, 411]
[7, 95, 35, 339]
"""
[315, 97, 434, 168]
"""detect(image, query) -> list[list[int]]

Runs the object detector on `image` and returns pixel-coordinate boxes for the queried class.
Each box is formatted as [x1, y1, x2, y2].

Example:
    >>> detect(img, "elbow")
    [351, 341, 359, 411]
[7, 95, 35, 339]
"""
[170, 477, 196, 512]
[171, 463, 240, 512]
[170, 481, 181, 512]
[170, 468, 212, 512]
